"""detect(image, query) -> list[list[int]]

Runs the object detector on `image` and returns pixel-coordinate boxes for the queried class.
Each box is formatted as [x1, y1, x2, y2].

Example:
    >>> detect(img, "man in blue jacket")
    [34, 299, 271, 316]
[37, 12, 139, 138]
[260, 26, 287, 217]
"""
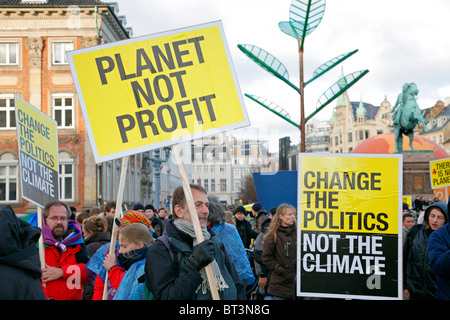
[428, 201, 450, 299]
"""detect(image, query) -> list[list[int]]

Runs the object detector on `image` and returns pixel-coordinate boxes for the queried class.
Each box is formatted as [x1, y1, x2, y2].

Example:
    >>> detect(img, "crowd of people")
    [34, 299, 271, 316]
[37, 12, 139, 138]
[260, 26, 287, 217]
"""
[0, 184, 298, 300]
[1, 186, 449, 300]
[402, 196, 450, 300]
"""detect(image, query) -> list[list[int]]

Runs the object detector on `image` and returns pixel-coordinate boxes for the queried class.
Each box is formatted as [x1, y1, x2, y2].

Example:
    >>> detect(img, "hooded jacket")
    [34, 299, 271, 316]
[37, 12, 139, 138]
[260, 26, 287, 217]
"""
[403, 201, 448, 299]
[0, 205, 47, 300]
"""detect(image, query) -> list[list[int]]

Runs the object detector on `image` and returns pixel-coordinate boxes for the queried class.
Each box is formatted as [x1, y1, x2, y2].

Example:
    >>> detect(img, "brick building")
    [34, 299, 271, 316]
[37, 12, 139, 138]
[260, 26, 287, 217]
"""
[0, 0, 154, 214]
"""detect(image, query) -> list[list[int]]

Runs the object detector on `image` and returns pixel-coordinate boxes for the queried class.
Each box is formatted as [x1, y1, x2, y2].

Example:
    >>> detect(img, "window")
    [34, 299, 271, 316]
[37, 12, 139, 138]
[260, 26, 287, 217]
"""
[52, 42, 73, 65]
[211, 179, 215, 192]
[234, 169, 241, 178]
[413, 176, 423, 190]
[0, 162, 18, 202]
[220, 179, 226, 192]
[241, 141, 250, 156]
[59, 159, 74, 201]
[219, 165, 226, 172]
[0, 95, 16, 129]
[204, 179, 208, 191]
[52, 94, 74, 128]
[0, 42, 18, 65]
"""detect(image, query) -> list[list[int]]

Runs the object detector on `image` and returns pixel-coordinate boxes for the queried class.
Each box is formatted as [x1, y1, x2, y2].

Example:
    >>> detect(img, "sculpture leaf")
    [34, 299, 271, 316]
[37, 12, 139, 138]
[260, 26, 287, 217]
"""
[245, 94, 299, 128]
[279, 0, 326, 48]
[238, 44, 299, 91]
[306, 49, 358, 86]
[308, 70, 369, 120]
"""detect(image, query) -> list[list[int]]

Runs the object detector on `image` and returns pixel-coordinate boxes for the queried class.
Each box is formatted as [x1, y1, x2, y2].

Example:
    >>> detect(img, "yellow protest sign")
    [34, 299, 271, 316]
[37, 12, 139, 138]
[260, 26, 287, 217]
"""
[429, 158, 450, 189]
[15, 95, 59, 207]
[298, 153, 403, 300]
[68, 21, 249, 163]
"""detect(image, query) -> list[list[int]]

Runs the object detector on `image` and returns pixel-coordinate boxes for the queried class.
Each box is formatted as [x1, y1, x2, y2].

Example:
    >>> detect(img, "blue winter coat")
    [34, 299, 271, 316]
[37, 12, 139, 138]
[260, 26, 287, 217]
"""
[428, 222, 450, 300]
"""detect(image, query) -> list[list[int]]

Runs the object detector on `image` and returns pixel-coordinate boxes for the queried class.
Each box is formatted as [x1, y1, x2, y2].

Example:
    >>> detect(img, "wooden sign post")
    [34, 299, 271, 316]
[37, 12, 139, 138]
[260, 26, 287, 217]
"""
[172, 144, 220, 300]
[102, 156, 129, 300]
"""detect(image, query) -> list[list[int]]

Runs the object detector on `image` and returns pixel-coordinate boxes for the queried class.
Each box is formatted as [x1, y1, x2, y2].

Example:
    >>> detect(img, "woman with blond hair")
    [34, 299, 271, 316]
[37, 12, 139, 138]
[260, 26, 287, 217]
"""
[262, 204, 297, 300]
[103, 223, 153, 300]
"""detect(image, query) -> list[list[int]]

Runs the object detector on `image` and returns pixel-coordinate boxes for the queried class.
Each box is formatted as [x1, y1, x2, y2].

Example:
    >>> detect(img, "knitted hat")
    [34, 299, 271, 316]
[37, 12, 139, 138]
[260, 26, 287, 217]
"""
[144, 204, 156, 213]
[252, 202, 262, 212]
[133, 202, 145, 211]
[234, 205, 246, 214]
[117, 210, 151, 229]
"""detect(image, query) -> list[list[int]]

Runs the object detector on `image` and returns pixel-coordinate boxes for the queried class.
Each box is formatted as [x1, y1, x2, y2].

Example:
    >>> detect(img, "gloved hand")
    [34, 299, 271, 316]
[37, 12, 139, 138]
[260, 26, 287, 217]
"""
[185, 239, 215, 271]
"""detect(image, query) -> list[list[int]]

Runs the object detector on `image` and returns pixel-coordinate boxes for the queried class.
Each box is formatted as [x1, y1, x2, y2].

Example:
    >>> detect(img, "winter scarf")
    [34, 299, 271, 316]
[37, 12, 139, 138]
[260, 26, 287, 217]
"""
[173, 219, 229, 294]
[117, 246, 148, 271]
[42, 218, 84, 252]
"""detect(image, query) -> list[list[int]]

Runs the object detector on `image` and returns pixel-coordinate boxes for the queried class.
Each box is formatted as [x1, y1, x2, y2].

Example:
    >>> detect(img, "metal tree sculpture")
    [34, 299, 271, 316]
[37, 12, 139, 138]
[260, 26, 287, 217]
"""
[239, 0, 369, 152]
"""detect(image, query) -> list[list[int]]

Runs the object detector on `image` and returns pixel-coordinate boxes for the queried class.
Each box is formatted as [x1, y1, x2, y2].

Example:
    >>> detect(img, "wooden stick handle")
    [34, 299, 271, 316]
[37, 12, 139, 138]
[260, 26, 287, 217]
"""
[102, 156, 129, 300]
[172, 144, 220, 300]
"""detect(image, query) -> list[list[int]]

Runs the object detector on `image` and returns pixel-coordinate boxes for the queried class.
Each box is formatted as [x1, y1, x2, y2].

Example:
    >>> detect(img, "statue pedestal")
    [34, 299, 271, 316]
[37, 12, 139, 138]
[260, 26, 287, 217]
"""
[402, 150, 435, 199]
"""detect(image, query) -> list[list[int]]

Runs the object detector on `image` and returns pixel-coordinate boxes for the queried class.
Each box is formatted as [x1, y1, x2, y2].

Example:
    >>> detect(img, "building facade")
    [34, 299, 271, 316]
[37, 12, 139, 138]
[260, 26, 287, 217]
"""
[189, 134, 270, 205]
[0, 0, 158, 213]
[329, 90, 393, 153]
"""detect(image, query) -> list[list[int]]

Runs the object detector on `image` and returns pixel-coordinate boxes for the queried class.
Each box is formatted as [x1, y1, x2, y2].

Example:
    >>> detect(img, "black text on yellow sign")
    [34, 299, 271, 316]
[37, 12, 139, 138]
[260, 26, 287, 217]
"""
[297, 154, 403, 300]
[302, 170, 389, 232]
[15, 95, 59, 207]
[430, 158, 450, 189]
[68, 22, 249, 163]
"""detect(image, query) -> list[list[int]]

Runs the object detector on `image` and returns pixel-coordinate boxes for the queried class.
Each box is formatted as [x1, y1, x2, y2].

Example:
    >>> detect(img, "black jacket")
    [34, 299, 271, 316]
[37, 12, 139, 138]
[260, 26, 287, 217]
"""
[403, 201, 448, 299]
[85, 231, 111, 256]
[146, 219, 246, 300]
[235, 218, 258, 248]
[0, 205, 47, 300]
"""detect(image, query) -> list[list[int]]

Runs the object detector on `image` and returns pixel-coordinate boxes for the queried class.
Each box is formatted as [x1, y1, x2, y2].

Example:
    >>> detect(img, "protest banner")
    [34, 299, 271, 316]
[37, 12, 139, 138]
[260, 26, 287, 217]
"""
[68, 21, 249, 299]
[67, 20, 249, 164]
[15, 95, 59, 269]
[429, 158, 450, 189]
[297, 153, 403, 300]
[15, 95, 59, 207]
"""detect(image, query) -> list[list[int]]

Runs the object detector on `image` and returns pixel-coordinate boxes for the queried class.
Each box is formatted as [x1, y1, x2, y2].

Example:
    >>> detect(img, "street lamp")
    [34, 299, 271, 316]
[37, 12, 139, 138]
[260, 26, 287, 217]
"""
[150, 147, 172, 207]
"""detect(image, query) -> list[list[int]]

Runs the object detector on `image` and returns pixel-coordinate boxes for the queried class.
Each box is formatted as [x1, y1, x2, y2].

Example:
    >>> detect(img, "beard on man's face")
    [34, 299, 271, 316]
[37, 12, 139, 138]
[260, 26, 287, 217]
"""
[52, 225, 66, 239]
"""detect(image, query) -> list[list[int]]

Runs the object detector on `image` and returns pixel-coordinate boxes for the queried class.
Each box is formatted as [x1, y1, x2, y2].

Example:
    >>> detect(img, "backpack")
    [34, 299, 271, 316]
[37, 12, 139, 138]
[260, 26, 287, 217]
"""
[138, 235, 181, 300]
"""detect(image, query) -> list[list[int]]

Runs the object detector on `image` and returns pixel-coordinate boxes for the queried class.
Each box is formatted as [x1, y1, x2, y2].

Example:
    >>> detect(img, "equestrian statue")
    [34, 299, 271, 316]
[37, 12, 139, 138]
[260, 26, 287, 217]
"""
[391, 82, 429, 153]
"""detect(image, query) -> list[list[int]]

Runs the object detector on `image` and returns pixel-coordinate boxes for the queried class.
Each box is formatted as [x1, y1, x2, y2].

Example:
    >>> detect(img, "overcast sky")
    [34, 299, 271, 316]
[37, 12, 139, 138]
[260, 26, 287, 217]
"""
[113, 0, 450, 151]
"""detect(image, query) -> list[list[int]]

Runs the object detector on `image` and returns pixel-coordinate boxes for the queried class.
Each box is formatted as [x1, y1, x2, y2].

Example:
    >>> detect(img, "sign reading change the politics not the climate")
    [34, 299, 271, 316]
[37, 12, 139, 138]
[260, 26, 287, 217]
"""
[68, 21, 249, 163]
[15, 95, 59, 208]
[297, 153, 403, 300]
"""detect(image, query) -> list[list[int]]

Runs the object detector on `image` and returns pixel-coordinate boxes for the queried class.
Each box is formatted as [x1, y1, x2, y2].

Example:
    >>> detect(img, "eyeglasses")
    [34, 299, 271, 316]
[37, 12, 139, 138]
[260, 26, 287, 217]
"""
[47, 216, 68, 222]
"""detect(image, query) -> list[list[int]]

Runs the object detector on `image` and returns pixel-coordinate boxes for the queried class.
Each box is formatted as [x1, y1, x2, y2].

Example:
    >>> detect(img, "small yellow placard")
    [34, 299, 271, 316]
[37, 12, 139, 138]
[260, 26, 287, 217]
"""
[430, 158, 450, 189]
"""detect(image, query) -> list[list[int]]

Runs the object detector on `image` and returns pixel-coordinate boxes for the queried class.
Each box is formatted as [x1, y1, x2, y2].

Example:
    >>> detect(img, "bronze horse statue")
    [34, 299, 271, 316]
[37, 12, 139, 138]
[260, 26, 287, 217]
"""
[391, 83, 429, 153]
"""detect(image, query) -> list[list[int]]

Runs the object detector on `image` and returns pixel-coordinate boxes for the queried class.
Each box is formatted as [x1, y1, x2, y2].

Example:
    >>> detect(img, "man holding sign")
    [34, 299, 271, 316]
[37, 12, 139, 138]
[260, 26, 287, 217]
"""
[145, 184, 245, 300]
